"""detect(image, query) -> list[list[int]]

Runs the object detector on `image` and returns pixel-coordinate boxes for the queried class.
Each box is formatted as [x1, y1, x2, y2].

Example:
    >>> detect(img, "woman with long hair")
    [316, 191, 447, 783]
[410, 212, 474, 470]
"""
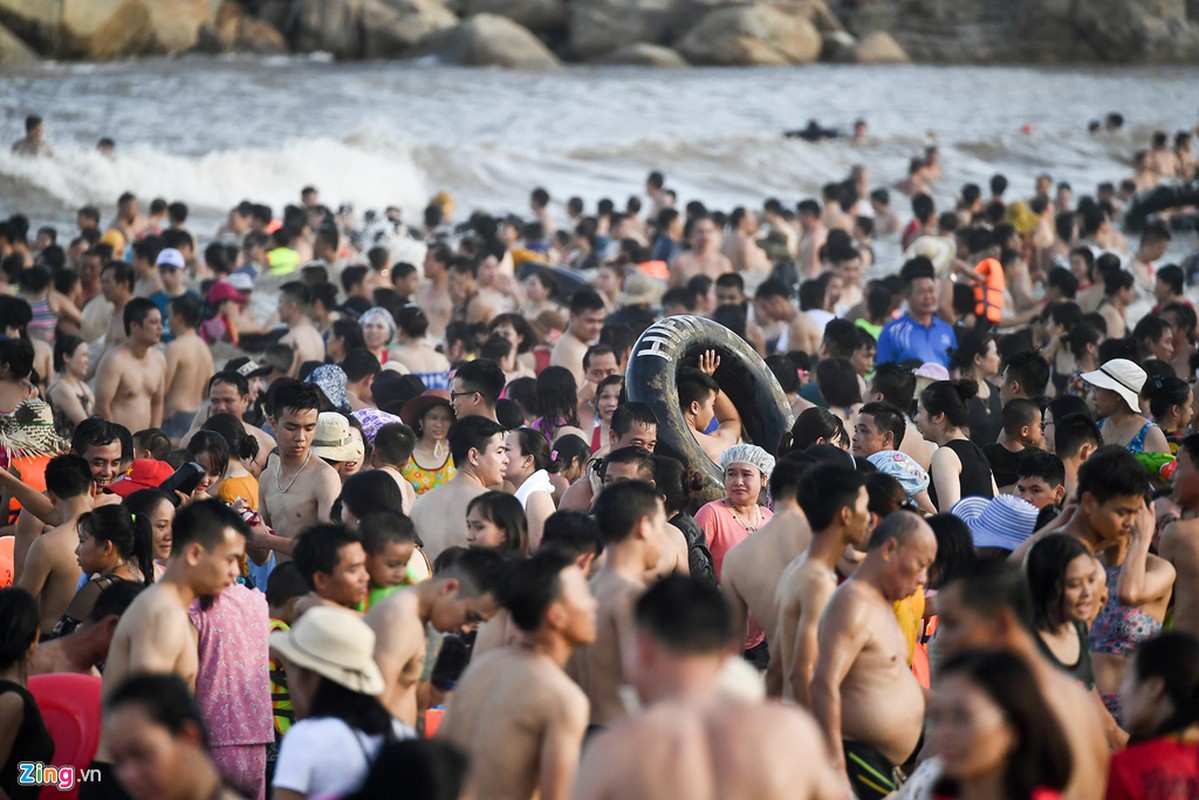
[201, 413, 261, 507]
[816, 357, 862, 431]
[123, 488, 176, 571]
[47, 334, 93, 436]
[917, 379, 997, 512]
[930, 650, 1072, 800]
[186, 430, 230, 501]
[465, 491, 528, 557]
[1027, 534, 1098, 690]
[0, 588, 54, 800]
[532, 366, 583, 444]
[778, 407, 850, 456]
[503, 428, 556, 550]
[488, 312, 541, 375]
[326, 318, 366, 365]
[654, 455, 715, 586]
[950, 328, 1002, 447]
[55, 505, 153, 636]
[586, 374, 624, 455]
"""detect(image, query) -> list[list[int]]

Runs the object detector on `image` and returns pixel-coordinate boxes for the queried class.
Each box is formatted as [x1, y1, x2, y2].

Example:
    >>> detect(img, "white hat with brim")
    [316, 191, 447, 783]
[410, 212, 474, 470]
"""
[309, 412, 364, 463]
[950, 494, 1040, 552]
[268, 606, 385, 695]
[903, 235, 957, 277]
[616, 271, 666, 308]
[1082, 359, 1146, 414]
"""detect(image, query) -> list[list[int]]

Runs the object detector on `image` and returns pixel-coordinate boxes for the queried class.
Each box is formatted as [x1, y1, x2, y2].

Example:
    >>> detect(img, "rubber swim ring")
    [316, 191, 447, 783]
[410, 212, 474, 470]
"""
[625, 315, 793, 499]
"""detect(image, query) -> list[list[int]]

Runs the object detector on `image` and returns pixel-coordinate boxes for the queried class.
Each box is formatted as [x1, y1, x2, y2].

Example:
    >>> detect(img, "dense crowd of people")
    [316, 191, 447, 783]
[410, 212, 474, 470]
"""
[1, 111, 1199, 800]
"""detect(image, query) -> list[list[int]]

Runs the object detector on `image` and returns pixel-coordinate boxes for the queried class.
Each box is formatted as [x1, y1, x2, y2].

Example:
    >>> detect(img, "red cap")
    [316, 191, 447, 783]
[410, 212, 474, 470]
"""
[106, 459, 175, 497]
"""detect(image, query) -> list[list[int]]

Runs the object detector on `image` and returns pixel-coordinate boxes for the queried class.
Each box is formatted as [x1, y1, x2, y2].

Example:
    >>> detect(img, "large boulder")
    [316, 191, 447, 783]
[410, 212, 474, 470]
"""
[676, 4, 822, 65]
[288, 0, 456, 58]
[196, 0, 288, 53]
[421, 13, 559, 67]
[567, 0, 677, 60]
[0, 0, 216, 57]
[462, 0, 567, 33]
[853, 30, 909, 62]
[0, 21, 37, 65]
[289, 0, 364, 58]
[591, 42, 688, 66]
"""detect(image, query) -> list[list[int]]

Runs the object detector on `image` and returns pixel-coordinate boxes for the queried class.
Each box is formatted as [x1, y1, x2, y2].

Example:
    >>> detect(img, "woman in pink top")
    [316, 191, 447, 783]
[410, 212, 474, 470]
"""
[695, 444, 776, 578]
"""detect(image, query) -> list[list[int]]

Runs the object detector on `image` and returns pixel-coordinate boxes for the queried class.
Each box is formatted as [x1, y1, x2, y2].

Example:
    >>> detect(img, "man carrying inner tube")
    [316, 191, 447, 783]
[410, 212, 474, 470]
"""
[678, 350, 742, 463]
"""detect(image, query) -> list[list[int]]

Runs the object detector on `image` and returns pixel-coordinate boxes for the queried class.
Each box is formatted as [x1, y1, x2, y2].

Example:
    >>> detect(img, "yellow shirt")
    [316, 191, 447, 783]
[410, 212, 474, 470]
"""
[892, 588, 926, 665]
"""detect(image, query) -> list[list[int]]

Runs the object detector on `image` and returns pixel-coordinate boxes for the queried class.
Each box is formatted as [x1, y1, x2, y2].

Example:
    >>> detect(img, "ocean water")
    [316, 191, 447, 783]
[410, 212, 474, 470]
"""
[0, 56, 1196, 249]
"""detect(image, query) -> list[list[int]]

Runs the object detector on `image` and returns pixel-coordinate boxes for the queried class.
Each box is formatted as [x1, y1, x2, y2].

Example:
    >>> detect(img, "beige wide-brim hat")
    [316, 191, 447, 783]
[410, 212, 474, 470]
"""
[310, 412, 365, 463]
[0, 399, 68, 458]
[1082, 358, 1146, 413]
[617, 271, 666, 308]
[269, 606, 385, 695]
[903, 235, 957, 276]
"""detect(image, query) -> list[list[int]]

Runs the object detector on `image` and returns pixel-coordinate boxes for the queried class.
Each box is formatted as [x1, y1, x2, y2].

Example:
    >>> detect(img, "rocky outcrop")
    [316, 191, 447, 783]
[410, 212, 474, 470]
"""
[463, 0, 567, 33]
[421, 13, 559, 67]
[590, 42, 688, 66]
[287, 0, 456, 58]
[196, 0, 287, 54]
[0, 0, 215, 58]
[0, 21, 36, 65]
[677, 4, 822, 65]
[853, 30, 908, 63]
[567, 0, 676, 59]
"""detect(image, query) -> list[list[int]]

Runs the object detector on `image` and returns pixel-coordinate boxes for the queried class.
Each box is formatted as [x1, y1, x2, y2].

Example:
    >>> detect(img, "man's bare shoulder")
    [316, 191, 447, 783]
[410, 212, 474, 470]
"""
[1161, 518, 1199, 561]
[364, 586, 419, 627]
[115, 583, 185, 632]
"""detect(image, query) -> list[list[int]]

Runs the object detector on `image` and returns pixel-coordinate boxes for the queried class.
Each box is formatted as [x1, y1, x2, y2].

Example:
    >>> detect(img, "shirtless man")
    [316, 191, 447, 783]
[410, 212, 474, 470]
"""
[291, 524, 369, 609]
[182, 372, 275, 474]
[1160, 434, 1199, 636]
[774, 465, 870, 705]
[720, 208, 771, 274]
[669, 216, 733, 287]
[753, 279, 823, 355]
[367, 548, 504, 725]
[576, 577, 845, 800]
[30, 581, 141, 677]
[720, 459, 813, 695]
[163, 295, 214, 443]
[94, 260, 135, 372]
[796, 199, 829, 278]
[447, 257, 497, 325]
[369, 422, 417, 514]
[936, 562, 1110, 800]
[94, 298, 166, 433]
[11, 114, 53, 157]
[441, 552, 595, 800]
[567, 481, 662, 727]
[17, 454, 92, 634]
[559, 404, 657, 512]
[277, 282, 325, 375]
[258, 380, 341, 558]
[810, 511, 934, 798]
[678, 353, 741, 463]
[84, 500, 248, 798]
[448, 358, 505, 423]
[550, 288, 606, 385]
[411, 415, 508, 560]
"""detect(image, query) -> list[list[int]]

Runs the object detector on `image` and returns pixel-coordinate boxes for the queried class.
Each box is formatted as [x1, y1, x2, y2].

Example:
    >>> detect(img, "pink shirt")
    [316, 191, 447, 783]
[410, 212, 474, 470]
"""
[189, 584, 274, 747]
[694, 500, 773, 650]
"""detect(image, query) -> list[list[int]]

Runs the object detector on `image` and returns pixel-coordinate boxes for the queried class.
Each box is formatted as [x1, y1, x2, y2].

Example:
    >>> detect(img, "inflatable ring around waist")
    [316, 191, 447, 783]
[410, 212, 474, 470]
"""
[626, 315, 794, 502]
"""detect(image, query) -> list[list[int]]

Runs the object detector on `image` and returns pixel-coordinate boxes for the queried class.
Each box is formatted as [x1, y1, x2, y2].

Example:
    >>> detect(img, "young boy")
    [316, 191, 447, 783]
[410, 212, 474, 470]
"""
[360, 509, 420, 610]
[371, 422, 417, 514]
[265, 561, 308, 788]
[1014, 449, 1068, 510]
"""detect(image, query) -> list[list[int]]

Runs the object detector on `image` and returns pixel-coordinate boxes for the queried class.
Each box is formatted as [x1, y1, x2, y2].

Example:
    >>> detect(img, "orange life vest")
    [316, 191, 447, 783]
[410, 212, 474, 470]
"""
[973, 257, 1005, 324]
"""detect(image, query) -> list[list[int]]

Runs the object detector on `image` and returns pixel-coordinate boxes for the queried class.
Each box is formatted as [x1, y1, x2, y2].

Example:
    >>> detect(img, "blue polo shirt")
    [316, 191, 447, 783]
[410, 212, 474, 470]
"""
[875, 313, 956, 368]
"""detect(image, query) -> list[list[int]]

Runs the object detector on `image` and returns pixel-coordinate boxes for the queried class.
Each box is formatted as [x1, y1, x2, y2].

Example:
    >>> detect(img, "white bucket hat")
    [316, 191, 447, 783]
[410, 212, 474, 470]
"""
[310, 412, 364, 463]
[269, 606, 385, 695]
[1082, 358, 1146, 413]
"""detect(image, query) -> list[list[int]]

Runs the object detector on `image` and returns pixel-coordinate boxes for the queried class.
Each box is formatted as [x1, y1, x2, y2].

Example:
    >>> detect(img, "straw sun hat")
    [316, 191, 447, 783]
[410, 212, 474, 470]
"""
[269, 606, 385, 695]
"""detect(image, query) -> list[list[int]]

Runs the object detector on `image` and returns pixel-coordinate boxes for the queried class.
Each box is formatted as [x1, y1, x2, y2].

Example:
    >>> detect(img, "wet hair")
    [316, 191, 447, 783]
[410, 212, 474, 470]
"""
[102, 260, 135, 292]
[501, 550, 576, 633]
[797, 464, 865, 533]
[44, 453, 94, 500]
[779, 407, 849, 455]
[185, 431, 229, 481]
[593, 480, 660, 546]
[359, 510, 418, 556]
[171, 498, 249, 554]
[1077, 445, 1149, 503]
[106, 673, 210, 748]
[1054, 412, 1102, 461]
[1002, 350, 1050, 398]
[1027, 534, 1093, 631]
[534, 366, 580, 431]
[78, 505, 154, 587]
[949, 328, 995, 373]
[340, 470, 406, 522]
[0, 588, 39, 671]
[677, 367, 719, 412]
[270, 378, 320, 418]
[293, 524, 363, 589]
[1017, 450, 1066, 488]
[1130, 632, 1199, 737]
[201, 413, 259, 464]
[933, 651, 1072, 799]
[447, 414, 504, 466]
[649, 456, 702, 517]
[539, 510, 603, 560]
[71, 416, 122, 457]
[122, 297, 159, 336]
[635, 575, 732, 655]
[870, 361, 918, 410]
[453, 359, 505, 407]
[816, 358, 861, 408]
[925, 513, 976, 589]
[466, 491, 528, 556]
[919, 379, 978, 428]
[611, 402, 657, 439]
